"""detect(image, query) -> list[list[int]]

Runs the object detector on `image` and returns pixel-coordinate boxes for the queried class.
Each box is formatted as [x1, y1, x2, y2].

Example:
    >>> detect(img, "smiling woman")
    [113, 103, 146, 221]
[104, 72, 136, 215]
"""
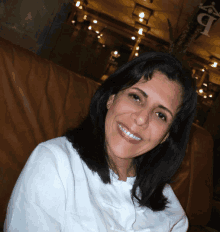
[105, 71, 183, 181]
[63, 52, 197, 231]
[4, 52, 197, 232]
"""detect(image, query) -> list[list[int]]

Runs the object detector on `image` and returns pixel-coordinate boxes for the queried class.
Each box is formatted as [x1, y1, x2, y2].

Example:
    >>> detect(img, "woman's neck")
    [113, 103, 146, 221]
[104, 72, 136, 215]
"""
[109, 161, 136, 181]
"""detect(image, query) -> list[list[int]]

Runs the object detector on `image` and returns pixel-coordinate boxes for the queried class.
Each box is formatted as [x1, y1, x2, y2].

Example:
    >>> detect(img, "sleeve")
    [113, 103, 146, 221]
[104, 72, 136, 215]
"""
[171, 214, 189, 232]
[4, 144, 66, 232]
[163, 184, 189, 232]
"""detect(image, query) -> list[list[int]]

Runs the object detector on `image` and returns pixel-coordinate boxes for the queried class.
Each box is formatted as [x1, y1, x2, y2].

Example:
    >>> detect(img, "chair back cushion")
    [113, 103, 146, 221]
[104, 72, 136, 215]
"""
[0, 37, 99, 224]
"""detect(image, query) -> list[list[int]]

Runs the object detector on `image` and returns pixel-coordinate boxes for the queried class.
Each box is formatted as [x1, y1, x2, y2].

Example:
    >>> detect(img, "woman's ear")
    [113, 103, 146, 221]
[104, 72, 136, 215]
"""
[161, 132, 169, 143]
[106, 95, 115, 109]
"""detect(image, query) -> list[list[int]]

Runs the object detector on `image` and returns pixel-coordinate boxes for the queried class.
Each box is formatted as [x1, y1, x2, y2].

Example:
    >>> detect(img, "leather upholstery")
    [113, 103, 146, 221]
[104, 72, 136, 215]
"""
[171, 124, 213, 226]
[0, 37, 214, 230]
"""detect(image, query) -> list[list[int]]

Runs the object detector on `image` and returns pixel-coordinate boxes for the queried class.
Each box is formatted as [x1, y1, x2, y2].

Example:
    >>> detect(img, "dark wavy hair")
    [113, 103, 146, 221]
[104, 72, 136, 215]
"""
[65, 52, 197, 211]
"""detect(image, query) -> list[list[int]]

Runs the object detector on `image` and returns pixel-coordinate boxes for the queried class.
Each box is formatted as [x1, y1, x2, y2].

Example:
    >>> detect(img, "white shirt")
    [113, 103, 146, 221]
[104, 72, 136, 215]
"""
[4, 136, 188, 232]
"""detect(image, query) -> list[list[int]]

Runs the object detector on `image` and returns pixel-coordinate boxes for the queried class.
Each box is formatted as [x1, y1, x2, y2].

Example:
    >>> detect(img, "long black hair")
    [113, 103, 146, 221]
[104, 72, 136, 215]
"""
[65, 52, 197, 211]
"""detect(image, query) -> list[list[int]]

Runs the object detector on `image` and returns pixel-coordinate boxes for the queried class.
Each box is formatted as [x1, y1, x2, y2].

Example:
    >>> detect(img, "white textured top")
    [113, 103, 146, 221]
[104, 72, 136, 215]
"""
[4, 137, 188, 232]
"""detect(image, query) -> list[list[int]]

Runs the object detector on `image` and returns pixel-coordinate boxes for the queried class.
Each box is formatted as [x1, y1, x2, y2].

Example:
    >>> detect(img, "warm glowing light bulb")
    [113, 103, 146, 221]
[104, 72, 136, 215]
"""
[93, 20, 98, 23]
[76, 1, 80, 7]
[114, 51, 118, 55]
[211, 62, 218, 68]
[72, 20, 75, 24]
[203, 83, 208, 87]
[209, 94, 213, 98]
[88, 26, 92, 30]
[138, 28, 143, 35]
[136, 46, 139, 50]
[204, 95, 207, 98]
[131, 36, 136, 40]
[139, 18, 143, 22]
[79, 6, 82, 9]
[96, 31, 99, 34]
[135, 52, 139, 56]
[199, 89, 203, 93]
[139, 12, 145, 18]
[83, 15, 87, 20]
[202, 69, 205, 72]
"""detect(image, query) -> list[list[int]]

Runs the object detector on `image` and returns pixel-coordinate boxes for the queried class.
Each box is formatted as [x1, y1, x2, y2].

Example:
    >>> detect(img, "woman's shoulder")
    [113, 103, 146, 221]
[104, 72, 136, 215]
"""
[35, 136, 79, 161]
[22, 137, 80, 188]
[162, 184, 188, 224]
[39, 136, 75, 152]
[15, 137, 80, 201]
[29, 136, 82, 175]
[6, 137, 78, 229]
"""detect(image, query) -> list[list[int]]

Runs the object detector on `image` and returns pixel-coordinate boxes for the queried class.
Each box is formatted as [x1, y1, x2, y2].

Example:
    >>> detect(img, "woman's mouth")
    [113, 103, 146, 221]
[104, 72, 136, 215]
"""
[117, 123, 142, 144]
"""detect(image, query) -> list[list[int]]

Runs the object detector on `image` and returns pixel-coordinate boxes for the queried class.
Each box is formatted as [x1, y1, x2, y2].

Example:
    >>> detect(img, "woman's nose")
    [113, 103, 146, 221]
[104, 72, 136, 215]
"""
[131, 110, 149, 126]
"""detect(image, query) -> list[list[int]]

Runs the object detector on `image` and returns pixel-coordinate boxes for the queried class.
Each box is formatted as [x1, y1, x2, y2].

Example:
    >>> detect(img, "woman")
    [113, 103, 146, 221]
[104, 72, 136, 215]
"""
[4, 52, 197, 231]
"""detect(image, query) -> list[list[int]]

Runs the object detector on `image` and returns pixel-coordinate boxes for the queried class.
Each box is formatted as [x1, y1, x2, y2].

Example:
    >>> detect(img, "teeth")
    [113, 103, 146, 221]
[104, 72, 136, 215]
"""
[118, 124, 141, 141]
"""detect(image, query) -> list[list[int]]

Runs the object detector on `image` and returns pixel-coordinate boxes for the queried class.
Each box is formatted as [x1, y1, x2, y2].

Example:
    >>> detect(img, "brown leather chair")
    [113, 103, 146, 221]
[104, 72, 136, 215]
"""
[0, 37, 216, 231]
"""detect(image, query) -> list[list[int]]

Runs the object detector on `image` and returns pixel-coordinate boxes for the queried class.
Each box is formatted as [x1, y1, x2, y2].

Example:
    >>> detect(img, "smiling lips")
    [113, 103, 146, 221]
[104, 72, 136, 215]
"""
[117, 122, 142, 144]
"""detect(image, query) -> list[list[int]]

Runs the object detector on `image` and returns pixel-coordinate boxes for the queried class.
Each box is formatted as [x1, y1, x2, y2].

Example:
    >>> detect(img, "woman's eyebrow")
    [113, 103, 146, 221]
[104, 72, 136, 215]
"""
[132, 87, 148, 98]
[132, 87, 173, 118]
[158, 105, 173, 118]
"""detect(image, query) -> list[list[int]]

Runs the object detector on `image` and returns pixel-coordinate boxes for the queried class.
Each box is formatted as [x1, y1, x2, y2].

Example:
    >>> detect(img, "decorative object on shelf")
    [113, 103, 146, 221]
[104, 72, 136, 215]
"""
[167, 1, 220, 62]
[132, 3, 153, 25]
[128, 3, 153, 61]
[197, 1, 220, 37]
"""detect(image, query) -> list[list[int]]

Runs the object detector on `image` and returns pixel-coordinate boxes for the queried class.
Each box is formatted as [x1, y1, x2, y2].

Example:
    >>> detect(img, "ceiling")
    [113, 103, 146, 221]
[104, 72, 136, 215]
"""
[81, 0, 220, 70]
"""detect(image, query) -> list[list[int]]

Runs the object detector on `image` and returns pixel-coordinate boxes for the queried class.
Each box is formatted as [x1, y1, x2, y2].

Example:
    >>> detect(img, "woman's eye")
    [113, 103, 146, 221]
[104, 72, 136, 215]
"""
[129, 93, 141, 102]
[156, 112, 167, 121]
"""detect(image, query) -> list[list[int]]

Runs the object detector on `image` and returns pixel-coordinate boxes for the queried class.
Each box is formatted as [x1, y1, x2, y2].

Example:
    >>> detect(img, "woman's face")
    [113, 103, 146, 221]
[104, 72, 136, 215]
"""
[105, 71, 183, 163]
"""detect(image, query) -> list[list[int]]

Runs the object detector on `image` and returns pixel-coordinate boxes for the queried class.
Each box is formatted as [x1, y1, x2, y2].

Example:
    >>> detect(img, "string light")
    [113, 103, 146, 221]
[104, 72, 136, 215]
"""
[139, 12, 145, 18]
[96, 31, 99, 34]
[202, 69, 205, 72]
[136, 46, 139, 50]
[138, 28, 143, 35]
[83, 15, 87, 20]
[139, 18, 144, 22]
[209, 94, 213, 98]
[93, 20, 98, 23]
[199, 89, 203, 93]
[211, 62, 218, 68]
[204, 95, 207, 98]
[71, 20, 76, 24]
[135, 52, 139, 56]
[203, 83, 208, 87]
[88, 26, 92, 30]
[76, 1, 80, 7]
[131, 36, 136, 40]
[111, 50, 120, 58]
[79, 6, 83, 9]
